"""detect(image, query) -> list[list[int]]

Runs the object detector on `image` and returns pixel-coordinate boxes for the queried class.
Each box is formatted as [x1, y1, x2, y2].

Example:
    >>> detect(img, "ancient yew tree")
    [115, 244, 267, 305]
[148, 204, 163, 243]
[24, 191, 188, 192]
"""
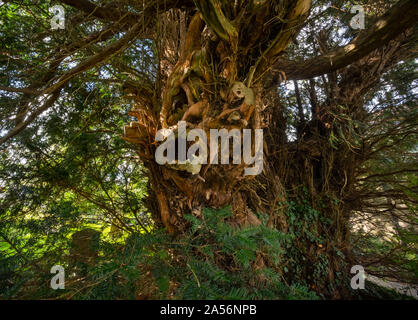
[0, 0, 417, 299]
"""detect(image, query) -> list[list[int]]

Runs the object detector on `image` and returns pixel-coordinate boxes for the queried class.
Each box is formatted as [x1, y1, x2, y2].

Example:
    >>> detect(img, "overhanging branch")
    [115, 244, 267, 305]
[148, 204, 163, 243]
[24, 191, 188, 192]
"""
[59, 0, 139, 22]
[59, 0, 195, 24]
[274, 0, 418, 81]
[0, 21, 145, 145]
[43, 21, 145, 95]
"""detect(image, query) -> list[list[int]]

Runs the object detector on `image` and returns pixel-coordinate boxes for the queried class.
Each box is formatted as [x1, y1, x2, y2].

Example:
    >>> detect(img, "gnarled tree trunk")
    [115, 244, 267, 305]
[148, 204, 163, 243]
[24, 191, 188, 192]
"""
[125, 0, 312, 231]
[121, 0, 417, 298]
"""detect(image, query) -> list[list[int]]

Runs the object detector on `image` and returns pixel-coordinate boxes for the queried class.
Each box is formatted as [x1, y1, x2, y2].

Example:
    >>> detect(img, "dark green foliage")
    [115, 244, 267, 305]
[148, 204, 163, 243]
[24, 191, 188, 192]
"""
[83, 207, 318, 300]
[1, 207, 318, 299]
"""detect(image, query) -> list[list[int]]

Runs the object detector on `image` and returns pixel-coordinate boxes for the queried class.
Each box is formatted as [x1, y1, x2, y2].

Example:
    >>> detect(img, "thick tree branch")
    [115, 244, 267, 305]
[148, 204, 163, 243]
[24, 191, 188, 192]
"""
[0, 22, 145, 145]
[249, 0, 312, 85]
[59, 0, 139, 22]
[43, 21, 144, 95]
[274, 0, 418, 81]
[59, 0, 195, 25]
[0, 89, 62, 146]
[0, 86, 40, 95]
[194, 0, 238, 44]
